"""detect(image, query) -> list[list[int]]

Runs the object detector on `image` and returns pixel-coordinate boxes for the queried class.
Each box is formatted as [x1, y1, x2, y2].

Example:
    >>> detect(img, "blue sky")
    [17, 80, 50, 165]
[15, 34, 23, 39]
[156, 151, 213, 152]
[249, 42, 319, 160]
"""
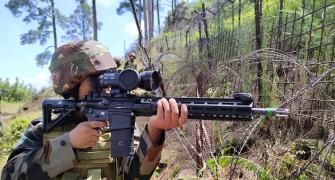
[0, 0, 171, 90]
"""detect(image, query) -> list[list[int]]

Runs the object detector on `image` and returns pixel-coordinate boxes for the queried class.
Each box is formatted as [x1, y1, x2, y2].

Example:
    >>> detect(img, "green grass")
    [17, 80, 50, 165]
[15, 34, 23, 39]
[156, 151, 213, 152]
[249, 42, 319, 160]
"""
[208, 156, 275, 180]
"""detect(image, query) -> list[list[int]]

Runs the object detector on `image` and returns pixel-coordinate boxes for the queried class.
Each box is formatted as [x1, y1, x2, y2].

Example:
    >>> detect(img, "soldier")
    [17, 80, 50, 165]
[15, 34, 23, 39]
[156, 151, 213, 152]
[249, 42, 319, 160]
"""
[124, 52, 137, 70]
[1, 40, 188, 180]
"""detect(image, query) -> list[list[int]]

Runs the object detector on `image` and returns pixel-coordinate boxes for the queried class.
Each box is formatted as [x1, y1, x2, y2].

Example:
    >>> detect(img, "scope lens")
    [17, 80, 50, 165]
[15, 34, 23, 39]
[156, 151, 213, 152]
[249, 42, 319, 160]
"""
[139, 71, 161, 91]
[119, 69, 140, 91]
[151, 71, 160, 91]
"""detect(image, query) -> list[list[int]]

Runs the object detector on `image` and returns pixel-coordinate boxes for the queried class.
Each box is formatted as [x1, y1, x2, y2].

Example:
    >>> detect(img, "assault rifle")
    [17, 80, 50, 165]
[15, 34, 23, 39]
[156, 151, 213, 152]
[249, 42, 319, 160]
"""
[42, 69, 288, 157]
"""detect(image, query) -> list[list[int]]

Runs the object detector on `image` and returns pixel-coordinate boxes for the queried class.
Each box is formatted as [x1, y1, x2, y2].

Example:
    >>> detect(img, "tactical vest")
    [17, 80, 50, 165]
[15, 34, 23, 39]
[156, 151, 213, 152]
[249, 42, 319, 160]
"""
[43, 123, 122, 180]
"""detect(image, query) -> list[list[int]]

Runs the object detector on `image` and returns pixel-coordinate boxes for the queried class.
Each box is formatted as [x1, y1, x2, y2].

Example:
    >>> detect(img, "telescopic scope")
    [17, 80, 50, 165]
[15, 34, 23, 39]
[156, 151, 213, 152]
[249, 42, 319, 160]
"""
[99, 69, 161, 92]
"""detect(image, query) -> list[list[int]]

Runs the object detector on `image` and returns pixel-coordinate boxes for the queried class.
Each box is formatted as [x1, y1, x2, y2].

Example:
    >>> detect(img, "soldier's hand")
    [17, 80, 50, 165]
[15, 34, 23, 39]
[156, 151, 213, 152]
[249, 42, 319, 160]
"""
[69, 121, 107, 149]
[148, 98, 188, 144]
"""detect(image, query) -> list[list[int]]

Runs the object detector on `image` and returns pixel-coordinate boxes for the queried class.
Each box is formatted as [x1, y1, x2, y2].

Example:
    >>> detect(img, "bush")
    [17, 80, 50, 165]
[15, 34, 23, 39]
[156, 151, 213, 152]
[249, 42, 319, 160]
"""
[0, 117, 30, 156]
[208, 156, 275, 180]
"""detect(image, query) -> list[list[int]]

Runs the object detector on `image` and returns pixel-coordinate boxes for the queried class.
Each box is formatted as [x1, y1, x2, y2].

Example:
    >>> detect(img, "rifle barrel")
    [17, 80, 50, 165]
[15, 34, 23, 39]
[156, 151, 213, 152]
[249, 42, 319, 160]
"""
[252, 108, 289, 117]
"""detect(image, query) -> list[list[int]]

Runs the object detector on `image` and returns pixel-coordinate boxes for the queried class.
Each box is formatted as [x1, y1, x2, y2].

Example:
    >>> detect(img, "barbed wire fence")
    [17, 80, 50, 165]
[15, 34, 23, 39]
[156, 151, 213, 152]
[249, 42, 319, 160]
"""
[137, 0, 334, 178]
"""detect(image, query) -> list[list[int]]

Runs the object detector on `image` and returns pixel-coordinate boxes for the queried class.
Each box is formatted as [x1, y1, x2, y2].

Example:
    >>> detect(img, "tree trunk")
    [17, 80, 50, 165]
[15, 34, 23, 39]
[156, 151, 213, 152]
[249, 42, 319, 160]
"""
[147, 0, 153, 40]
[82, 6, 86, 40]
[254, 0, 263, 103]
[171, 0, 174, 13]
[156, 0, 160, 33]
[151, 0, 154, 38]
[51, 0, 57, 49]
[276, 0, 284, 49]
[139, 0, 142, 23]
[92, 0, 98, 40]
[201, 2, 212, 69]
[143, 0, 148, 42]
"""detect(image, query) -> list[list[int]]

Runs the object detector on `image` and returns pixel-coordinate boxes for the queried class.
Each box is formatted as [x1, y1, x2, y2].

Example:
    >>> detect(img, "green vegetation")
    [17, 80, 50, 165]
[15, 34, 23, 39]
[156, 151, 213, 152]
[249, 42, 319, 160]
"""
[0, 117, 31, 173]
[171, 164, 181, 177]
[0, 117, 30, 157]
[146, 0, 334, 179]
[5, 0, 100, 66]
[0, 87, 52, 173]
[208, 156, 275, 180]
[0, 77, 35, 102]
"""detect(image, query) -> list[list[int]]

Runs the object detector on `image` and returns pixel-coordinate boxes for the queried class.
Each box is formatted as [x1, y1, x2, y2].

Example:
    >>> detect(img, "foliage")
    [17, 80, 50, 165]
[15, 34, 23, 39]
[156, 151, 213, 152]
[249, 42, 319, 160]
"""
[5, 0, 64, 66]
[35, 48, 53, 66]
[147, 0, 335, 179]
[208, 156, 275, 179]
[5, 0, 53, 45]
[278, 153, 295, 176]
[164, 2, 190, 32]
[116, 0, 142, 16]
[171, 164, 181, 177]
[189, 0, 215, 12]
[0, 77, 35, 102]
[61, 1, 101, 41]
[0, 117, 30, 157]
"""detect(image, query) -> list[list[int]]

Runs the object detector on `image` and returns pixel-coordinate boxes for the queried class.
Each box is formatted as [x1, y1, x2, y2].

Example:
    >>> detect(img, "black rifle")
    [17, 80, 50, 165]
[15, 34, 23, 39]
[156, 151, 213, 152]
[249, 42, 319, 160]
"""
[42, 69, 288, 157]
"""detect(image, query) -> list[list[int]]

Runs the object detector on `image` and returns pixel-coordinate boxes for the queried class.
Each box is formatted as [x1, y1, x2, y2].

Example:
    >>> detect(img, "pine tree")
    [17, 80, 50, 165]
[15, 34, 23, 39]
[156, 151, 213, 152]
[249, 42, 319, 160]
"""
[92, 0, 98, 40]
[117, 0, 147, 41]
[61, 0, 101, 41]
[5, 0, 62, 66]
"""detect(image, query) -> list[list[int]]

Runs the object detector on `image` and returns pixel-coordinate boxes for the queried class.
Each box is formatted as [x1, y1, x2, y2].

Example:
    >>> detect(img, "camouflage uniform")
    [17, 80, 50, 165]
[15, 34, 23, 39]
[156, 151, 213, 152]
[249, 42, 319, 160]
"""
[124, 61, 137, 70]
[1, 117, 164, 180]
[124, 53, 137, 70]
[1, 40, 165, 180]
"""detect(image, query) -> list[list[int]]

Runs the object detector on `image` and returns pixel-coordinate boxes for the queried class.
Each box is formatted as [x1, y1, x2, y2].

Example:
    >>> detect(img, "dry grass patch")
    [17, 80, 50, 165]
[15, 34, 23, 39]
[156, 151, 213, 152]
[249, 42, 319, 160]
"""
[0, 101, 24, 115]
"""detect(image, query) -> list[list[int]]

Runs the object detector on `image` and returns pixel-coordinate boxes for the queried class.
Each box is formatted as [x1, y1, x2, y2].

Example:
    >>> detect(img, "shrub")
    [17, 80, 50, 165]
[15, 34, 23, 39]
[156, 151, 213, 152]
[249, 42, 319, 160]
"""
[208, 156, 275, 180]
[0, 117, 30, 156]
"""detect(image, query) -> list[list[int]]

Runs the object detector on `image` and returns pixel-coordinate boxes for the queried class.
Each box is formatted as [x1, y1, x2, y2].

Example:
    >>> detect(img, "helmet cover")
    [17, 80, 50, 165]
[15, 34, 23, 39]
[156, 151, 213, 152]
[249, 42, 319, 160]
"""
[49, 40, 117, 95]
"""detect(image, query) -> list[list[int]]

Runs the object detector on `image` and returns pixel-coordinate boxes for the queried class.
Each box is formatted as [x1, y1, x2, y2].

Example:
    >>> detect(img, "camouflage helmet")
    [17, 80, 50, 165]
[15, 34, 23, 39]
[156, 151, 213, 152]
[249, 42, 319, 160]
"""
[129, 52, 136, 58]
[49, 40, 117, 96]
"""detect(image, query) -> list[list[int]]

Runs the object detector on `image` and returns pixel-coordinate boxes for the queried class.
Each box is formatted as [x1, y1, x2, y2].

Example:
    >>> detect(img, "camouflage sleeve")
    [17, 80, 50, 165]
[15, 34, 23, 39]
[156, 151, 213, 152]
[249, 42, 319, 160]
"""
[121, 124, 165, 179]
[124, 61, 129, 69]
[1, 121, 76, 180]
